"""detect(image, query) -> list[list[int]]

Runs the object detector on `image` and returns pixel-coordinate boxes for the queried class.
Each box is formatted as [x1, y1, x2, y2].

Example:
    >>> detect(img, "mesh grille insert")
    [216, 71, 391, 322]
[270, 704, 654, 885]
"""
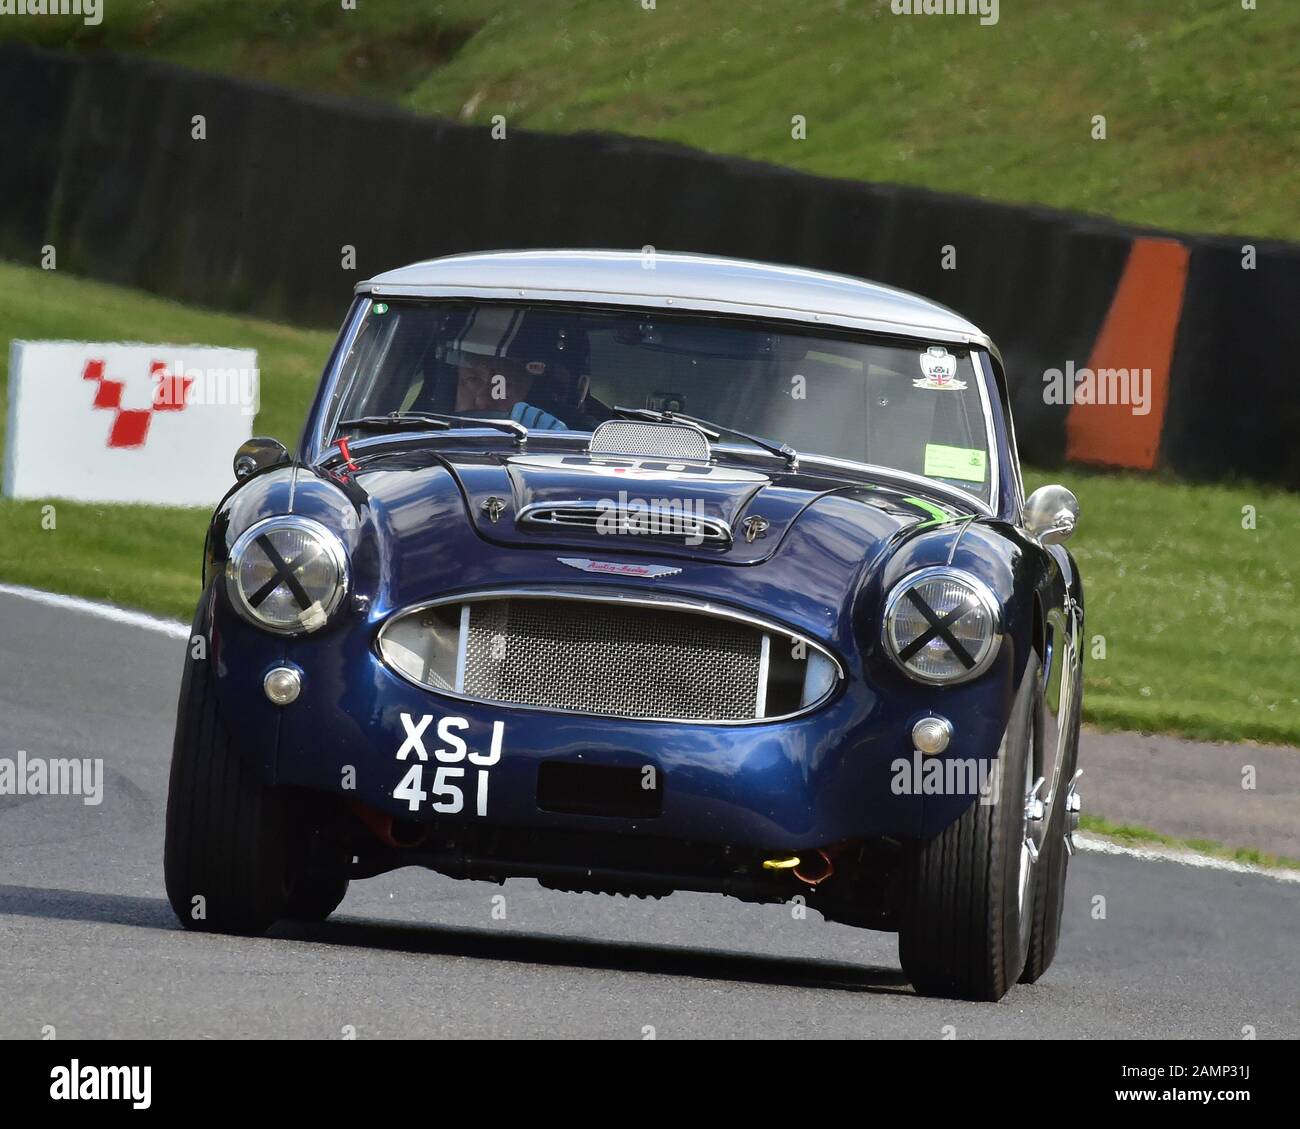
[589, 420, 711, 461]
[462, 599, 763, 721]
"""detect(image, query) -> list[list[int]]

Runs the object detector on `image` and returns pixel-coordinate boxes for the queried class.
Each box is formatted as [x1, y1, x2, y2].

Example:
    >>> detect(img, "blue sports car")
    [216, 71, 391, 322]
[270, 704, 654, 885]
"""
[164, 250, 1085, 1001]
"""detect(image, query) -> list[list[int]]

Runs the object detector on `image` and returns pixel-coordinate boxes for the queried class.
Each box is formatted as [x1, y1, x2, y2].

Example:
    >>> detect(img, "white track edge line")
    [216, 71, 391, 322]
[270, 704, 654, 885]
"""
[0, 583, 190, 640]
[2, 584, 1297, 884]
[1075, 834, 1300, 883]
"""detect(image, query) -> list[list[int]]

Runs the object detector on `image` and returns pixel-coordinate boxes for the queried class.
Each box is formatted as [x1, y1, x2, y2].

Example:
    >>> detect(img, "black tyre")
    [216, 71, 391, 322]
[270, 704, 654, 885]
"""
[1020, 670, 1082, 983]
[898, 654, 1042, 1001]
[163, 647, 294, 935]
[283, 869, 350, 922]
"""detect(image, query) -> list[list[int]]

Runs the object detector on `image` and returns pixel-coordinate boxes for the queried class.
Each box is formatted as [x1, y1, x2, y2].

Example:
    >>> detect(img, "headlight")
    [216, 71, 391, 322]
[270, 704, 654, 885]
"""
[882, 567, 1001, 684]
[226, 516, 349, 634]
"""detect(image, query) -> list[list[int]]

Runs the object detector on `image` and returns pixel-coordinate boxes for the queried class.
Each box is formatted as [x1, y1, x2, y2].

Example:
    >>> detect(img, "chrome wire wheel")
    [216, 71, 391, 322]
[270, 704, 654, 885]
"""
[1017, 716, 1044, 924]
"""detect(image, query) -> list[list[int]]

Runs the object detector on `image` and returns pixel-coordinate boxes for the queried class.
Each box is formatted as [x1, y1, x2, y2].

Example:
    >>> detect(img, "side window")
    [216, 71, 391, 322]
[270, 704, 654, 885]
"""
[334, 309, 399, 422]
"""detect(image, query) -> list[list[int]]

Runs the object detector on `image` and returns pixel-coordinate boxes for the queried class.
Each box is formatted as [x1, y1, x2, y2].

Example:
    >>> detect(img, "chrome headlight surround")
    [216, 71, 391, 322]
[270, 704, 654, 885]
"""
[881, 567, 1002, 685]
[225, 515, 349, 635]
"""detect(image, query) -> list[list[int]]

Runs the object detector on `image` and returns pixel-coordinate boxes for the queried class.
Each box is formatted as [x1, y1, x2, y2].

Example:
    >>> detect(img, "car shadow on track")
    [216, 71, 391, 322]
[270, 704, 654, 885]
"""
[0, 884, 174, 929]
[0, 883, 912, 996]
[275, 915, 913, 995]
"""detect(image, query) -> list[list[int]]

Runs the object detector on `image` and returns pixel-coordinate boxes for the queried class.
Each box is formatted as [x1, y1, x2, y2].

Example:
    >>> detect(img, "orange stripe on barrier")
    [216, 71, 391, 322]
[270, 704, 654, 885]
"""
[1065, 236, 1189, 470]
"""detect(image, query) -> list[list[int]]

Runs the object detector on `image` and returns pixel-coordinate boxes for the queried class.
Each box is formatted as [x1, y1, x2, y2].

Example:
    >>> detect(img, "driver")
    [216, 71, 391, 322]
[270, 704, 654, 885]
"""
[449, 308, 589, 430]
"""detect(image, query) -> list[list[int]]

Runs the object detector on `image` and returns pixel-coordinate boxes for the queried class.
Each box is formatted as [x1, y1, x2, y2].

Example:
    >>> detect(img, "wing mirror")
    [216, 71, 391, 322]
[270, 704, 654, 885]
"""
[1023, 484, 1079, 544]
[233, 437, 291, 482]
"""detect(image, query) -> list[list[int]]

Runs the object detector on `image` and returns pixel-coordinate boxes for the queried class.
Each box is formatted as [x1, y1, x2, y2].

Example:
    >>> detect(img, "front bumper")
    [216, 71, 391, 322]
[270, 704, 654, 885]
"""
[209, 593, 1018, 851]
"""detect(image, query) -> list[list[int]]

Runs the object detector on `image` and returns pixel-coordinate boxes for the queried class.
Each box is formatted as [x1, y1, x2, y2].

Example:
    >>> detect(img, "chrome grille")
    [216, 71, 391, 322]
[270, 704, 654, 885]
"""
[462, 598, 762, 720]
[377, 595, 843, 722]
[518, 502, 731, 548]
[589, 420, 711, 461]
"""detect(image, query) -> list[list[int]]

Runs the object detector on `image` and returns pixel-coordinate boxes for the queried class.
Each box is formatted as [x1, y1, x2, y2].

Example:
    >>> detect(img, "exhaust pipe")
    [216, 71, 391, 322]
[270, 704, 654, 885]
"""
[350, 801, 430, 849]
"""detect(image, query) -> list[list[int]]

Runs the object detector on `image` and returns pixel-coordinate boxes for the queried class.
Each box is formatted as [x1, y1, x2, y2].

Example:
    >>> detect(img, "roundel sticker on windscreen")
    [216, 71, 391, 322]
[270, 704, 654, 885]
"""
[914, 346, 967, 391]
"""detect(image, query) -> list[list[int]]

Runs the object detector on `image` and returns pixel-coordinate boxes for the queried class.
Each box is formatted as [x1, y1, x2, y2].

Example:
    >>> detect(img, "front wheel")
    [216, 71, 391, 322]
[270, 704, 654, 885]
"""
[1021, 668, 1082, 983]
[897, 654, 1042, 1001]
[284, 869, 350, 922]
[163, 651, 296, 935]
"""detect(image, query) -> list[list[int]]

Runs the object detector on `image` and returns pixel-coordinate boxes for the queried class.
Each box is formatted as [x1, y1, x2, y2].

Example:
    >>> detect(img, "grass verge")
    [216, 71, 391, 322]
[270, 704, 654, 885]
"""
[3, 0, 1296, 241]
[1, 261, 1296, 745]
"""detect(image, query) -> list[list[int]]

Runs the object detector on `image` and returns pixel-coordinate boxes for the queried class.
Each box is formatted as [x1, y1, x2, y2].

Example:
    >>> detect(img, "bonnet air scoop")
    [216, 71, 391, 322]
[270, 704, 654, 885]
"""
[588, 419, 712, 462]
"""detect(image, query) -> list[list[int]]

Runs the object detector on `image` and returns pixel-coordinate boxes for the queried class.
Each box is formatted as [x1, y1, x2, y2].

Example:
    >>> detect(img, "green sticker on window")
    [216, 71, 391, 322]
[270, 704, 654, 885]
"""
[924, 444, 987, 482]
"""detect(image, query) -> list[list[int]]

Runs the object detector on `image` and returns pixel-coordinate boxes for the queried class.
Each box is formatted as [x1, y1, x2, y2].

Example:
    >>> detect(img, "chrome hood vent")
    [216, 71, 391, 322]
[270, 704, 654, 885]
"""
[517, 500, 731, 548]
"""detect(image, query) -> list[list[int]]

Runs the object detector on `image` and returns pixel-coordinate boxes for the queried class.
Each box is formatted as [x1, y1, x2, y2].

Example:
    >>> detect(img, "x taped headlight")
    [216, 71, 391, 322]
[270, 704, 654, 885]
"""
[882, 567, 1002, 685]
[226, 516, 349, 635]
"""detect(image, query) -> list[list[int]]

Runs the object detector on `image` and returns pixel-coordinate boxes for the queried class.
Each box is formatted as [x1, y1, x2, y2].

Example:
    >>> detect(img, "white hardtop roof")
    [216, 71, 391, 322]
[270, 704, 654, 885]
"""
[359, 250, 997, 354]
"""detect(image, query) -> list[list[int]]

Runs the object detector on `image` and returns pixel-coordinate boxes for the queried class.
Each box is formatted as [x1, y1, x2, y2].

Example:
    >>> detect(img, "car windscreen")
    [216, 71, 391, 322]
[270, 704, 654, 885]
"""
[326, 299, 996, 503]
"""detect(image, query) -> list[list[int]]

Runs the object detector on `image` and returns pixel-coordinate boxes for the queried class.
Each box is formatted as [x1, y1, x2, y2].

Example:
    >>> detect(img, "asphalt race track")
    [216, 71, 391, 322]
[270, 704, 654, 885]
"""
[1, 590, 1296, 1039]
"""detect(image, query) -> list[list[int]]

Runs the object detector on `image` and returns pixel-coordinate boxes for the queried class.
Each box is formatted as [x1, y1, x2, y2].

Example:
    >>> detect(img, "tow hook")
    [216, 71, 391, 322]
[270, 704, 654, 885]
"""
[761, 849, 836, 887]
[793, 849, 835, 887]
[762, 855, 800, 871]
[350, 801, 429, 849]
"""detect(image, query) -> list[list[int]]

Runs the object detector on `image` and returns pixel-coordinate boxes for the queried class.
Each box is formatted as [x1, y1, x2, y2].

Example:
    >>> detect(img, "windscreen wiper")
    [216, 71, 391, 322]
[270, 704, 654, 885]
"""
[336, 410, 527, 445]
[612, 406, 797, 467]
